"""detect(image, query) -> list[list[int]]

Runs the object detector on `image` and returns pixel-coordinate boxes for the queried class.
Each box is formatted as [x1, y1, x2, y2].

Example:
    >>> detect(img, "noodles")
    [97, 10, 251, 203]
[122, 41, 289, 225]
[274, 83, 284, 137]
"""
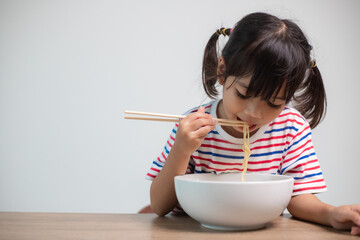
[241, 124, 251, 182]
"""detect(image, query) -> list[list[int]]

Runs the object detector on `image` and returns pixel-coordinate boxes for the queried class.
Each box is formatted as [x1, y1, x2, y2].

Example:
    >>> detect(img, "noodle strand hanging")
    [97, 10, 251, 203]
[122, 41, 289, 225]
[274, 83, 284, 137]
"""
[241, 124, 251, 182]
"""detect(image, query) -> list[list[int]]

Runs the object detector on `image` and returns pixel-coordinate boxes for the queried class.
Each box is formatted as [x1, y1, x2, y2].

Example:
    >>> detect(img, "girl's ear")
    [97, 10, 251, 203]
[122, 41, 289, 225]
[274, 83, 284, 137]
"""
[217, 56, 226, 85]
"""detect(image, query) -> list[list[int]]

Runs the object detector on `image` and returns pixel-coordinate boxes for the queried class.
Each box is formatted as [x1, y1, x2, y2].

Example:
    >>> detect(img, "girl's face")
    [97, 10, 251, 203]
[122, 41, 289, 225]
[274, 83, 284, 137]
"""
[217, 75, 286, 138]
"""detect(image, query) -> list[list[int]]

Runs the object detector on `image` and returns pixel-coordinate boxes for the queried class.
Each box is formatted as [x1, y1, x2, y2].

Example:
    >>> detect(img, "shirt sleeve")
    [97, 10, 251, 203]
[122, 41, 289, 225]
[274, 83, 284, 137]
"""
[280, 121, 327, 196]
[145, 123, 195, 181]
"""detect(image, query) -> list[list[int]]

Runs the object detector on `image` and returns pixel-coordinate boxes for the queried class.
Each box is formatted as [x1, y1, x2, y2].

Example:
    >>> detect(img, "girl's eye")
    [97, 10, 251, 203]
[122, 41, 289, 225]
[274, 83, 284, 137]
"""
[236, 90, 250, 99]
[267, 101, 283, 109]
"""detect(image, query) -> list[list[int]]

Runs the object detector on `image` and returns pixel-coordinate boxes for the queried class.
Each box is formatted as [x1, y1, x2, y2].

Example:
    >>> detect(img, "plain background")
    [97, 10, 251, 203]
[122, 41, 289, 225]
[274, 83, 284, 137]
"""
[1, 0, 359, 213]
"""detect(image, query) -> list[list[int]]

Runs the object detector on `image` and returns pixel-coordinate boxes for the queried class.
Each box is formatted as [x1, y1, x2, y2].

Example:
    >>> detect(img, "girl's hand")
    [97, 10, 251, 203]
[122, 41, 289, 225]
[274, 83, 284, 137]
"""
[328, 205, 360, 235]
[173, 106, 216, 156]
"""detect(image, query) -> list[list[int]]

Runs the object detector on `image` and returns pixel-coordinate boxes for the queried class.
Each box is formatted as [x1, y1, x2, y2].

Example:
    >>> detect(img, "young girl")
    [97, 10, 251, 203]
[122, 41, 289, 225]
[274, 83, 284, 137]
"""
[146, 12, 360, 235]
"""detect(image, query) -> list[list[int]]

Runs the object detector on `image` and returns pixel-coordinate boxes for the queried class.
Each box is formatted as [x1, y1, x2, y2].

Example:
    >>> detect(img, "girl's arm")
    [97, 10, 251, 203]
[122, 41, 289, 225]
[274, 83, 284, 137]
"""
[150, 107, 216, 216]
[287, 193, 360, 235]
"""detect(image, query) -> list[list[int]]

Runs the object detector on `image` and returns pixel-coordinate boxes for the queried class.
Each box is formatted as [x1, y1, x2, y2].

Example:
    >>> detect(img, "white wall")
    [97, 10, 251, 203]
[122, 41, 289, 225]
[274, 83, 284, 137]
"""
[0, 0, 359, 213]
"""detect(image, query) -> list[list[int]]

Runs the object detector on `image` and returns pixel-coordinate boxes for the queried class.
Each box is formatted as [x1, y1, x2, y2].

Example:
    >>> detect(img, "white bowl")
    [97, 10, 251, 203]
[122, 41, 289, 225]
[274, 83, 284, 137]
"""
[174, 173, 294, 231]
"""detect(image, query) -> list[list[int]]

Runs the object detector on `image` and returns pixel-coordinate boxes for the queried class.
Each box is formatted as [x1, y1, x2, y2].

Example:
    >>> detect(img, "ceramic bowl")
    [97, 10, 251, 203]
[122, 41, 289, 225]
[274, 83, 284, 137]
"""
[174, 173, 294, 230]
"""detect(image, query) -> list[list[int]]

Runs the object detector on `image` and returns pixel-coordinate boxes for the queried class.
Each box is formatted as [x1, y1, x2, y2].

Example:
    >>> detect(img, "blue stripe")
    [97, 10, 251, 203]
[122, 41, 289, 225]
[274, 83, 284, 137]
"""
[293, 172, 323, 180]
[153, 161, 163, 168]
[265, 126, 298, 134]
[281, 152, 316, 174]
[209, 130, 219, 134]
[284, 132, 311, 152]
[197, 150, 244, 159]
[164, 146, 170, 154]
[172, 128, 177, 134]
[251, 150, 283, 157]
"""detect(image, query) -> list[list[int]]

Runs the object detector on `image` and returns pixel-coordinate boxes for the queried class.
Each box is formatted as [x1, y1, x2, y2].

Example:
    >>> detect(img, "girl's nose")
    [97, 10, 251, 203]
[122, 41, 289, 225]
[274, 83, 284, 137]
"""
[243, 98, 262, 120]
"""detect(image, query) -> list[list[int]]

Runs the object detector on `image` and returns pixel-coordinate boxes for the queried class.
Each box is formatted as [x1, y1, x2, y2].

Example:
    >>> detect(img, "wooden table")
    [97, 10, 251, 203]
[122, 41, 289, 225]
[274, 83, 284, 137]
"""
[0, 212, 357, 240]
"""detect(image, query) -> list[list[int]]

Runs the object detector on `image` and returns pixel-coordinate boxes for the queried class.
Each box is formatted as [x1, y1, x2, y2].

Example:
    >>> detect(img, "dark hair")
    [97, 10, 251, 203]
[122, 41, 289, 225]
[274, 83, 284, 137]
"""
[202, 12, 326, 128]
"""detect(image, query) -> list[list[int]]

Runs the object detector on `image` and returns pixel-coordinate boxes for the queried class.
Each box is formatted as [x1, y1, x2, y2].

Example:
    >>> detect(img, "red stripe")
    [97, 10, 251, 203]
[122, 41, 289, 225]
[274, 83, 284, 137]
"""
[205, 104, 212, 110]
[200, 144, 243, 152]
[287, 165, 320, 174]
[294, 179, 324, 185]
[157, 157, 164, 163]
[170, 135, 175, 141]
[287, 139, 312, 156]
[200, 143, 287, 152]
[192, 155, 242, 166]
[292, 125, 310, 141]
[147, 173, 156, 178]
[167, 140, 173, 148]
[247, 165, 279, 172]
[194, 163, 279, 173]
[293, 185, 326, 193]
[150, 167, 160, 173]
[288, 159, 318, 171]
[171, 205, 184, 213]
[277, 112, 303, 120]
[193, 155, 282, 166]
[171, 208, 185, 214]
[283, 146, 314, 165]
[195, 162, 243, 172]
[254, 134, 294, 144]
[248, 158, 282, 165]
[269, 119, 303, 126]
[252, 143, 287, 150]
[161, 152, 167, 161]
[204, 137, 234, 144]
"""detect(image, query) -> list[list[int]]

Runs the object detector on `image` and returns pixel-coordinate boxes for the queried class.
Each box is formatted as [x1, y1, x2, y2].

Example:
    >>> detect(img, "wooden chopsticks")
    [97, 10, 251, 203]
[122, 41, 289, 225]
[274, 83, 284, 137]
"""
[124, 110, 245, 127]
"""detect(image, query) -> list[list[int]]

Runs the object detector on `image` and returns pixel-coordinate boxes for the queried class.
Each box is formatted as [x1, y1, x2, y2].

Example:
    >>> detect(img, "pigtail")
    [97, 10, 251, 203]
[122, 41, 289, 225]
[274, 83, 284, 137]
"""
[202, 28, 231, 98]
[293, 61, 327, 129]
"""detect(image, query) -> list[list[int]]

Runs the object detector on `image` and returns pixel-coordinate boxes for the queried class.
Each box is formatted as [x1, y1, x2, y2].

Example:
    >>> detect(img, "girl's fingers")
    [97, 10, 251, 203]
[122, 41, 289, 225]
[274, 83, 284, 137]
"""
[185, 106, 209, 121]
[188, 117, 215, 131]
[346, 208, 360, 227]
[351, 226, 360, 236]
[181, 107, 214, 131]
[197, 106, 205, 113]
[174, 106, 215, 154]
[351, 206, 360, 226]
[195, 124, 216, 138]
[351, 205, 360, 215]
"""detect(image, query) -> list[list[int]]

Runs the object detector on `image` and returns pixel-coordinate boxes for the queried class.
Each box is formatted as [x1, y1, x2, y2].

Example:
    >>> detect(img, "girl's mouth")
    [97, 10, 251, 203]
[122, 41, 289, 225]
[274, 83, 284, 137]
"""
[236, 117, 257, 132]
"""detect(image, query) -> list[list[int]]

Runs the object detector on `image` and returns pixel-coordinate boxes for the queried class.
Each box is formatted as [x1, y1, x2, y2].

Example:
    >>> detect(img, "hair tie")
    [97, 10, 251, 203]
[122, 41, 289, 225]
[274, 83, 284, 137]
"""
[216, 28, 228, 36]
[311, 59, 317, 68]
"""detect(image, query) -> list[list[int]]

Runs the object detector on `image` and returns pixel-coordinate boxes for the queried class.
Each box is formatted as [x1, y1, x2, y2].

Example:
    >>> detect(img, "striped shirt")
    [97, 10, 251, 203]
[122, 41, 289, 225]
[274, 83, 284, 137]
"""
[146, 100, 327, 211]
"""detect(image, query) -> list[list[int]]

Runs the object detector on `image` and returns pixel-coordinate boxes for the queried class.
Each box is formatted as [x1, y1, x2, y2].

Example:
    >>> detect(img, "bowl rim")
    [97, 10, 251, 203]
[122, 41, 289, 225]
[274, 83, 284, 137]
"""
[174, 172, 294, 185]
